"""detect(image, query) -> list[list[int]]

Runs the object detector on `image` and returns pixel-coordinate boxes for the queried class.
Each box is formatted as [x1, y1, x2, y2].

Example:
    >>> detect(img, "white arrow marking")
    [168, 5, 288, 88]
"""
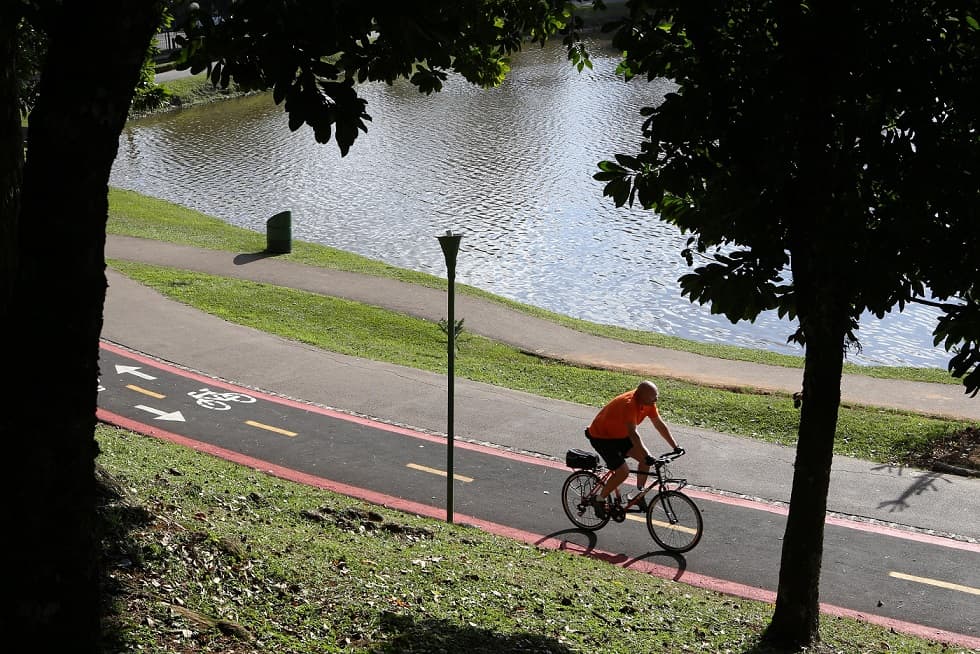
[135, 405, 185, 422]
[116, 365, 157, 381]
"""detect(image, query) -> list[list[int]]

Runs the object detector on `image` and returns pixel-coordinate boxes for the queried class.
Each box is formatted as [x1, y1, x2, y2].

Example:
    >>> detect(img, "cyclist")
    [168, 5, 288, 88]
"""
[585, 380, 683, 518]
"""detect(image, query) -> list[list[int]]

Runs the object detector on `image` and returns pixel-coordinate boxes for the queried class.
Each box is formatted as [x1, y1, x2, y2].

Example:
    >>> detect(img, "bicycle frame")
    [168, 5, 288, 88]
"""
[590, 458, 688, 512]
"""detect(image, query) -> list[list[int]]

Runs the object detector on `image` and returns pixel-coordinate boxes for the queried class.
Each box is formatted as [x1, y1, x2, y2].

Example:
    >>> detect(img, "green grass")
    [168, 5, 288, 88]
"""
[130, 73, 255, 114]
[106, 188, 958, 385]
[107, 260, 970, 467]
[96, 423, 964, 654]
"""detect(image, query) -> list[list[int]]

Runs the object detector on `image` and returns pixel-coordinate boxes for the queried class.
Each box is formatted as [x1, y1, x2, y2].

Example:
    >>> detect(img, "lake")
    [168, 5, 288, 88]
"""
[111, 37, 949, 369]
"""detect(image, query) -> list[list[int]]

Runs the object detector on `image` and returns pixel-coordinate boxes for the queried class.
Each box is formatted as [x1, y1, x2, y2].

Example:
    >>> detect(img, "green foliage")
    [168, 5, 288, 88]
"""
[171, 1, 589, 155]
[438, 317, 466, 350]
[593, 3, 980, 646]
[595, 1, 980, 394]
[131, 10, 173, 113]
[13, 13, 46, 117]
[934, 290, 980, 397]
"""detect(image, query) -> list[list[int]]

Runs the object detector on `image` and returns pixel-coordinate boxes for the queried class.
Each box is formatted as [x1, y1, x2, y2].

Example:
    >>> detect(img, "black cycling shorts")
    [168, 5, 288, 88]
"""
[585, 429, 632, 470]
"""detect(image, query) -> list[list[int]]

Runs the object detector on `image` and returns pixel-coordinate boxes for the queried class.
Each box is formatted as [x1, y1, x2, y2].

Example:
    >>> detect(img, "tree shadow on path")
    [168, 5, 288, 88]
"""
[870, 464, 950, 513]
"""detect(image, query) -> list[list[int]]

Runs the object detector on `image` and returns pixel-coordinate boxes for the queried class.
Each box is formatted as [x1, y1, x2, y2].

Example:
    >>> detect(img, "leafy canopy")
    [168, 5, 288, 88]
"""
[176, 0, 594, 155]
[595, 1, 980, 393]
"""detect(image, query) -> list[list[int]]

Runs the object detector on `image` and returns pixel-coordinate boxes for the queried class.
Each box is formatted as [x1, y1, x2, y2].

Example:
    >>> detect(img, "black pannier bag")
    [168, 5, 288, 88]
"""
[565, 448, 598, 469]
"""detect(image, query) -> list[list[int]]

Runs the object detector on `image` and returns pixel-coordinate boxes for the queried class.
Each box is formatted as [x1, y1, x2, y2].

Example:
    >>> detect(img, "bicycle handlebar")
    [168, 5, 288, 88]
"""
[646, 448, 685, 466]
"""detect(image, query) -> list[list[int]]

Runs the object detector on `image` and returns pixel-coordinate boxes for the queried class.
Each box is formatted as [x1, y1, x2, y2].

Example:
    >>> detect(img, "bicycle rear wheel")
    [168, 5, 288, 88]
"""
[561, 470, 609, 530]
[646, 490, 702, 553]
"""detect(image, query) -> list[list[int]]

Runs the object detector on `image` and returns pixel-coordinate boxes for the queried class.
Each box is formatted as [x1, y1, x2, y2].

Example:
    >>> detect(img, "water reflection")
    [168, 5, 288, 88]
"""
[111, 38, 949, 368]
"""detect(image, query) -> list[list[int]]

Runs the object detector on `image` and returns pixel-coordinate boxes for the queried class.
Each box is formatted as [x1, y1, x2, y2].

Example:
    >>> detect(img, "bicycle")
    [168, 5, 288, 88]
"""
[560, 448, 703, 553]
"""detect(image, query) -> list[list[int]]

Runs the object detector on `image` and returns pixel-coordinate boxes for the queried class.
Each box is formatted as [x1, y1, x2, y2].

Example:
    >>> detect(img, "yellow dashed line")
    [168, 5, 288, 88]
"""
[625, 512, 699, 534]
[889, 572, 980, 596]
[406, 463, 473, 483]
[245, 420, 297, 437]
[126, 384, 165, 399]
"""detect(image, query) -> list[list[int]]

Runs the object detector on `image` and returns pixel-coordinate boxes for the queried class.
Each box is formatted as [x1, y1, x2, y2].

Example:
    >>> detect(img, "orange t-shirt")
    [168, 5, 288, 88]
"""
[588, 390, 660, 439]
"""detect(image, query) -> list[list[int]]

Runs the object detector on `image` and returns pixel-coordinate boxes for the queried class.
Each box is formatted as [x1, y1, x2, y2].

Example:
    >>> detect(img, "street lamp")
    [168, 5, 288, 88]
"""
[437, 230, 462, 523]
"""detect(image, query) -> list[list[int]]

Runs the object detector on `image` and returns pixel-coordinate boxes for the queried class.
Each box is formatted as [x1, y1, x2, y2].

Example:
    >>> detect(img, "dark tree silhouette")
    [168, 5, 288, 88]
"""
[594, 1, 979, 648]
[0, 1, 590, 649]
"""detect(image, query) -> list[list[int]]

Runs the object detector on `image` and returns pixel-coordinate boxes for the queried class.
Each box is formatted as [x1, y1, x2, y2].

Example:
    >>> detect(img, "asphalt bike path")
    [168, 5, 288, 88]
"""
[100, 267, 980, 540]
[97, 341, 980, 647]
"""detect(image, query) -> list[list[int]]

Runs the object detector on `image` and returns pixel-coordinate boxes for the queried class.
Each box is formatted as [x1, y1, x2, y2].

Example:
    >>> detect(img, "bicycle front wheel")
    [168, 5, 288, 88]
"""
[561, 470, 609, 530]
[646, 490, 703, 553]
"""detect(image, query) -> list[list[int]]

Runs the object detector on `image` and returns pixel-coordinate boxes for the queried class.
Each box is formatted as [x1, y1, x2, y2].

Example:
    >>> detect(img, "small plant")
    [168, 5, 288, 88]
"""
[438, 317, 466, 350]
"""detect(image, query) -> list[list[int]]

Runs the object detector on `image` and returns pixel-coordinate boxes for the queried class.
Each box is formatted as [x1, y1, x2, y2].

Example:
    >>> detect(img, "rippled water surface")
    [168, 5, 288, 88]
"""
[111, 38, 949, 368]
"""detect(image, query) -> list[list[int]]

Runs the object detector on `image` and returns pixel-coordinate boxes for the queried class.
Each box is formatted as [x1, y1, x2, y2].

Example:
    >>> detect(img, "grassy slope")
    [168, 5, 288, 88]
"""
[97, 424, 962, 654]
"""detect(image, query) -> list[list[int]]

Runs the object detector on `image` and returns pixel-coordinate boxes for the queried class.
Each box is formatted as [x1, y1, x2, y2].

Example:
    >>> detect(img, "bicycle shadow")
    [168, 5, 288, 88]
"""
[539, 528, 598, 553]
[620, 550, 689, 581]
[537, 529, 689, 580]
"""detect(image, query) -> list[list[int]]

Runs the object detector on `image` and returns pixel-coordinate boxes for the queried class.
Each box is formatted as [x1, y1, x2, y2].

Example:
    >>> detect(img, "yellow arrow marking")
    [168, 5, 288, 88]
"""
[126, 384, 165, 399]
[406, 463, 473, 483]
[889, 572, 980, 596]
[245, 420, 297, 437]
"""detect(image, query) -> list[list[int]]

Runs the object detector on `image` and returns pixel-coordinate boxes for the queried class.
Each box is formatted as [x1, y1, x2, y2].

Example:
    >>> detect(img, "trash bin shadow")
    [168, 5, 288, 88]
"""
[233, 251, 281, 265]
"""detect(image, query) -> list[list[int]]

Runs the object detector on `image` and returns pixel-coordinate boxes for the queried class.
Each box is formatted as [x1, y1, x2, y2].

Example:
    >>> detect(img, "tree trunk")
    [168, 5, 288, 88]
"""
[0, 5, 21, 307]
[0, 2, 161, 650]
[760, 4, 852, 647]
[763, 304, 845, 648]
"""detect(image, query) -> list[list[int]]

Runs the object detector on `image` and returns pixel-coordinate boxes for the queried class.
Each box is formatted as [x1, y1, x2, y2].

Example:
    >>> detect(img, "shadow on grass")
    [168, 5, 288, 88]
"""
[375, 610, 573, 654]
[95, 464, 159, 651]
[537, 528, 691, 580]
[537, 527, 598, 552]
[233, 251, 281, 265]
[620, 549, 689, 579]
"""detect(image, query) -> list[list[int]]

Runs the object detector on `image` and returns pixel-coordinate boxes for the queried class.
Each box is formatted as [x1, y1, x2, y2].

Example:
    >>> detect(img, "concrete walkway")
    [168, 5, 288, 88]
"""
[102, 235, 980, 541]
[106, 235, 980, 421]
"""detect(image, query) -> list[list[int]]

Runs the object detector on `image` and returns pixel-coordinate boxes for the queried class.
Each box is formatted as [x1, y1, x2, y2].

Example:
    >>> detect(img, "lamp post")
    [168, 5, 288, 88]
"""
[437, 230, 462, 523]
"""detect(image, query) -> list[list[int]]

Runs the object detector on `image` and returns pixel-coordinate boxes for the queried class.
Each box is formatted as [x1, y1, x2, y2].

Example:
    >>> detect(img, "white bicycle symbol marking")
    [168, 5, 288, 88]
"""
[188, 388, 257, 411]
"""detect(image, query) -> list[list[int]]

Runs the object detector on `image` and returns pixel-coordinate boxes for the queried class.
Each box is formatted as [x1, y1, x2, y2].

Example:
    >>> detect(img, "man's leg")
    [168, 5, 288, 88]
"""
[626, 443, 652, 511]
[627, 443, 651, 490]
[601, 463, 629, 500]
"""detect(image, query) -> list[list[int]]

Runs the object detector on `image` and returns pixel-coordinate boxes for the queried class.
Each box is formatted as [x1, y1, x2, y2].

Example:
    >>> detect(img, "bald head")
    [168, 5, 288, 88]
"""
[635, 380, 659, 406]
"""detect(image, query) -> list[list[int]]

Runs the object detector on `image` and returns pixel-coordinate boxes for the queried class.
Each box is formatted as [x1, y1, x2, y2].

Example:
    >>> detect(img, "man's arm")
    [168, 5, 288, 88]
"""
[626, 422, 643, 448]
[626, 422, 652, 461]
[649, 414, 679, 449]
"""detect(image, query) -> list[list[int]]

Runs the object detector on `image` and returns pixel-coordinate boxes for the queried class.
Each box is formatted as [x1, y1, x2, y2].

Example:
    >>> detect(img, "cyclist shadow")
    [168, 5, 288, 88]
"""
[538, 529, 689, 581]
[540, 528, 599, 553]
[621, 550, 689, 581]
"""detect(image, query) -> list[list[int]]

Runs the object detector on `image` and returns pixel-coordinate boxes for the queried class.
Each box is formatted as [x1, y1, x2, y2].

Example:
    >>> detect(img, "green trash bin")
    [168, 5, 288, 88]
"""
[266, 211, 292, 254]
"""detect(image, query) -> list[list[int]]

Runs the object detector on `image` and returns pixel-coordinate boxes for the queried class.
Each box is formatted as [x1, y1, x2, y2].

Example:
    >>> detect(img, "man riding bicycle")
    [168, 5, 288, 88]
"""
[585, 380, 683, 518]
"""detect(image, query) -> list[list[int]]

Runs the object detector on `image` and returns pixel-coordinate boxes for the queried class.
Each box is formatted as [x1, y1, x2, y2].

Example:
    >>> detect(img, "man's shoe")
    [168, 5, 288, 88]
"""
[634, 496, 648, 513]
[592, 497, 608, 520]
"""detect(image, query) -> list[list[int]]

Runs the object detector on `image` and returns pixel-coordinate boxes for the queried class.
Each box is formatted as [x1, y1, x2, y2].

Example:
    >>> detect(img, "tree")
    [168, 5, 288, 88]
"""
[594, 1, 979, 649]
[1, 1, 588, 650]
[3, 3, 166, 651]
